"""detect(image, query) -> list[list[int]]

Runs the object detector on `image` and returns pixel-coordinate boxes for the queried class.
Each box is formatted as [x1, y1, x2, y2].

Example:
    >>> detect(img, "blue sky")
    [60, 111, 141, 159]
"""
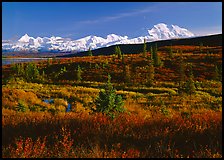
[2, 2, 222, 40]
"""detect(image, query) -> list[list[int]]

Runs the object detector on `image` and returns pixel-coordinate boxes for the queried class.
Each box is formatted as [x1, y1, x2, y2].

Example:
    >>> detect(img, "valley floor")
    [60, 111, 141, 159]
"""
[2, 45, 222, 158]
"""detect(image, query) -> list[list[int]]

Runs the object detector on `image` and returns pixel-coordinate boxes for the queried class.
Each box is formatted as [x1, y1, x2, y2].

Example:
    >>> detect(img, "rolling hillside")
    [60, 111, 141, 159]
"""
[59, 34, 222, 58]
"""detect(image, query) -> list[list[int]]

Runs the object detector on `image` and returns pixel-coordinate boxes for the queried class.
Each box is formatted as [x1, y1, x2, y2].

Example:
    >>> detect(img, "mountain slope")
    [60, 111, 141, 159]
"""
[147, 23, 195, 40]
[2, 23, 195, 53]
[58, 34, 222, 57]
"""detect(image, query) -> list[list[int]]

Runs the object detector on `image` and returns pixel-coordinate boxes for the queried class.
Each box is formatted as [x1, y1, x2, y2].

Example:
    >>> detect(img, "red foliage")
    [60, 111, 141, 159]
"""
[2, 110, 222, 158]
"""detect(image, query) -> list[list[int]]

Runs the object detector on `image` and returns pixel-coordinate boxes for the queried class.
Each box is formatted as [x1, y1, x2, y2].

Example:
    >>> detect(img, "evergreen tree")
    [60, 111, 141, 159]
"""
[143, 38, 147, 57]
[11, 64, 17, 74]
[146, 62, 154, 87]
[124, 65, 131, 84]
[117, 46, 122, 59]
[58, 66, 67, 78]
[178, 54, 185, 94]
[152, 45, 162, 67]
[114, 46, 118, 56]
[131, 65, 137, 84]
[25, 63, 40, 82]
[187, 63, 194, 78]
[77, 65, 82, 82]
[150, 46, 153, 60]
[155, 43, 158, 53]
[47, 58, 51, 67]
[121, 52, 125, 64]
[185, 77, 196, 95]
[15, 63, 25, 76]
[168, 45, 174, 58]
[115, 46, 122, 59]
[214, 65, 220, 81]
[121, 53, 126, 82]
[19, 63, 24, 76]
[206, 50, 210, 55]
[40, 70, 46, 81]
[94, 74, 125, 117]
[88, 47, 93, 56]
[205, 50, 214, 61]
[199, 42, 203, 53]
[180, 49, 183, 56]
[185, 63, 196, 95]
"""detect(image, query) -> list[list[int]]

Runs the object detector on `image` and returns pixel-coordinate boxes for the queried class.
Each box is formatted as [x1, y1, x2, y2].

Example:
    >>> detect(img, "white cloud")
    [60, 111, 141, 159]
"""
[77, 5, 156, 25]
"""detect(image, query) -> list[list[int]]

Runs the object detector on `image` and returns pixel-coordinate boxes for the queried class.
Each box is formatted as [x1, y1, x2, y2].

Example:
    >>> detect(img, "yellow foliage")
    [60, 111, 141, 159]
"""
[75, 102, 92, 114]
[54, 98, 68, 107]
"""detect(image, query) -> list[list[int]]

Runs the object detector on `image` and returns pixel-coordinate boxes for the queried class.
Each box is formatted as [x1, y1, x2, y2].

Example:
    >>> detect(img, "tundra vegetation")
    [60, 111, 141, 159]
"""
[2, 44, 222, 158]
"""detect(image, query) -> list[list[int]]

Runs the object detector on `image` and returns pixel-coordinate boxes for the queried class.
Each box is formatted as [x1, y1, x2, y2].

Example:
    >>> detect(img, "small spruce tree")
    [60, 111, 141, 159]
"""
[121, 52, 125, 64]
[146, 62, 154, 87]
[25, 63, 40, 82]
[185, 77, 196, 95]
[77, 65, 82, 82]
[88, 47, 93, 56]
[115, 46, 122, 59]
[114, 46, 118, 56]
[143, 38, 147, 58]
[178, 54, 185, 94]
[199, 42, 203, 53]
[214, 65, 220, 81]
[94, 74, 125, 117]
[152, 45, 162, 67]
[169, 45, 174, 58]
[47, 58, 51, 67]
[150, 46, 153, 60]
[124, 65, 131, 84]
[14, 63, 25, 76]
[117, 46, 122, 59]
[185, 63, 196, 95]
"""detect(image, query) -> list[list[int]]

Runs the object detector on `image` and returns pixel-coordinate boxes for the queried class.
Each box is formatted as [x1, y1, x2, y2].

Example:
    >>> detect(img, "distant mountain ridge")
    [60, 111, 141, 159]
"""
[2, 23, 195, 53]
[59, 34, 222, 58]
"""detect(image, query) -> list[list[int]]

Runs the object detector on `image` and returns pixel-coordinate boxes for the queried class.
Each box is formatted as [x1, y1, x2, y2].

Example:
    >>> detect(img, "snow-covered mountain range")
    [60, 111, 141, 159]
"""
[2, 23, 195, 53]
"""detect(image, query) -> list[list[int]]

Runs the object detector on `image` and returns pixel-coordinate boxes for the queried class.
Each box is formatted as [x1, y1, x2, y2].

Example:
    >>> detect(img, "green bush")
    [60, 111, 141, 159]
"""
[54, 66, 67, 79]
[48, 108, 58, 115]
[16, 100, 29, 112]
[160, 106, 170, 116]
[29, 105, 42, 112]
[181, 111, 191, 119]
[146, 94, 156, 105]
[210, 97, 222, 110]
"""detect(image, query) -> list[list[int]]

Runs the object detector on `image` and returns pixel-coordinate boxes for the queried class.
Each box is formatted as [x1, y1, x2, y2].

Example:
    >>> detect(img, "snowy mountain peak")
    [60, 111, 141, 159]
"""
[3, 23, 195, 53]
[148, 23, 194, 40]
[106, 34, 127, 41]
[154, 23, 169, 30]
[18, 34, 33, 43]
[171, 25, 195, 37]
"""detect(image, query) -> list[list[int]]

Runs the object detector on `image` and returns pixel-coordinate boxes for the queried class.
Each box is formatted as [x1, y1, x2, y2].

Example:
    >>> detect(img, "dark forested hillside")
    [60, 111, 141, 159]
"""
[59, 34, 222, 58]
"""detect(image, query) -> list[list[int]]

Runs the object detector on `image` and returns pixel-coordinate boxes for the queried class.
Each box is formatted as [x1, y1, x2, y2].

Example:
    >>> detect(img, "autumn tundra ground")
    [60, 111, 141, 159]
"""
[2, 45, 222, 158]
